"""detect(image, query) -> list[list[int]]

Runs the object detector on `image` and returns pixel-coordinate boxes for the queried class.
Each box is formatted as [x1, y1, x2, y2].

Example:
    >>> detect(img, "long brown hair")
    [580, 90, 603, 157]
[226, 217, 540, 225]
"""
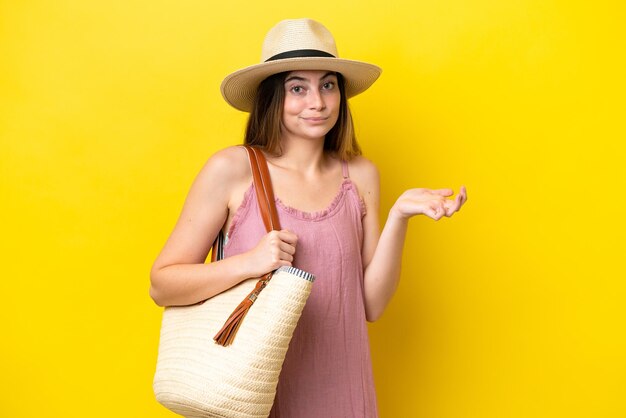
[244, 72, 361, 160]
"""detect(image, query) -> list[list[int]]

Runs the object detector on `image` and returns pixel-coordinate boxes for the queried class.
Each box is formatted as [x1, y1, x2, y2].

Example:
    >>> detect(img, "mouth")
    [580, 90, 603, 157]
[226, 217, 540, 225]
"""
[301, 116, 329, 122]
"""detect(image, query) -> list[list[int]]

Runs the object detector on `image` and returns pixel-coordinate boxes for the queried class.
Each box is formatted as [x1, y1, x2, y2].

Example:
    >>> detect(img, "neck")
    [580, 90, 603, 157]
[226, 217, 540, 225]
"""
[270, 136, 326, 174]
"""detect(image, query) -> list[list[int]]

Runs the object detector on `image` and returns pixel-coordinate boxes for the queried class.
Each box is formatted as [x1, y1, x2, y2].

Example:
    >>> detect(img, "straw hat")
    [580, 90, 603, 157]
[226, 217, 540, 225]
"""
[220, 18, 382, 112]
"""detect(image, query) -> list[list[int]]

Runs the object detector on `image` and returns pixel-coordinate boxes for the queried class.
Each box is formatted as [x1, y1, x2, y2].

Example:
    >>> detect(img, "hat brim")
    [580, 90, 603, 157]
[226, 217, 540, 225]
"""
[220, 57, 382, 112]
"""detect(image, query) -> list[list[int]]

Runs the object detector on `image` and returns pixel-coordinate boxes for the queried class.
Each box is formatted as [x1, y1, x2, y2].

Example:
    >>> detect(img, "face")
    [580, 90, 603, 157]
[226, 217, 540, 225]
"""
[281, 70, 341, 142]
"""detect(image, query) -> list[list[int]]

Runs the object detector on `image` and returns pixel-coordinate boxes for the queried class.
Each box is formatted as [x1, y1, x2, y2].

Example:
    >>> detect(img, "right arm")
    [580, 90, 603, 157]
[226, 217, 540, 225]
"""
[149, 146, 297, 307]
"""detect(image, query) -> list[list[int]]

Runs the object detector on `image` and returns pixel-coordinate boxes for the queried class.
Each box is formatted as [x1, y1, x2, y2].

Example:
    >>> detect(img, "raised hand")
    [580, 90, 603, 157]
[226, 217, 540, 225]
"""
[390, 186, 468, 221]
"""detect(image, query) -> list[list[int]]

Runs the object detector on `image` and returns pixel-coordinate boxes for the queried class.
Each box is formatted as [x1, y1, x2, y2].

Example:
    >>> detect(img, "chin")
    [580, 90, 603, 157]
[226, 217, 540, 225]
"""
[287, 127, 332, 141]
[305, 130, 332, 141]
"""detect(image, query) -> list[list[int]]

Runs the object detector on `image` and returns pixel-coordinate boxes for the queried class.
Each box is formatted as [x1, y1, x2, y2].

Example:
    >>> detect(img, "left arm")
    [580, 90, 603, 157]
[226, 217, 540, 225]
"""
[351, 157, 468, 322]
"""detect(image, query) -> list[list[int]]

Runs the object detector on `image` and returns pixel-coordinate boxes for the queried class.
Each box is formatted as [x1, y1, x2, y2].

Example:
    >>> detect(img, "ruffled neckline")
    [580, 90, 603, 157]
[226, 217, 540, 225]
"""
[226, 178, 366, 245]
[231, 178, 365, 225]
[274, 179, 355, 221]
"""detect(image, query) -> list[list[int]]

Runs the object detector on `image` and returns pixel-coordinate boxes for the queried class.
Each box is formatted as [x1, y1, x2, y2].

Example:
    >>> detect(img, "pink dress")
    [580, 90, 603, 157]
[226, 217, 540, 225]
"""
[223, 161, 379, 418]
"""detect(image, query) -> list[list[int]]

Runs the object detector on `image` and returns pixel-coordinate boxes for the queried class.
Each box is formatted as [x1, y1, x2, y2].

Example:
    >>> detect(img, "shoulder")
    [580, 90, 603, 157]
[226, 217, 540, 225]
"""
[197, 146, 251, 186]
[347, 155, 380, 195]
[185, 146, 251, 207]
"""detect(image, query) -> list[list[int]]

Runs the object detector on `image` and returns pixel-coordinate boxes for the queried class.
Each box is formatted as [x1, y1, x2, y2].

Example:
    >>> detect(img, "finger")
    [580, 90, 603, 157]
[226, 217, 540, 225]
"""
[443, 200, 456, 217]
[267, 230, 283, 240]
[428, 203, 444, 220]
[279, 241, 296, 255]
[266, 231, 283, 247]
[280, 251, 294, 263]
[458, 193, 466, 208]
[448, 188, 467, 215]
[270, 248, 293, 265]
[455, 192, 463, 207]
[433, 187, 466, 217]
[448, 195, 462, 215]
[274, 258, 292, 268]
[459, 186, 468, 205]
[278, 229, 298, 245]
[431, 188, 454, 197]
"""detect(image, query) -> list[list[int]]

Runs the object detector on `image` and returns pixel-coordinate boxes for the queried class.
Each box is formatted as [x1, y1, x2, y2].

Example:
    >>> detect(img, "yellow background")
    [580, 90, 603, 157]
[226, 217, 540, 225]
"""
[1, 0, 624, 417]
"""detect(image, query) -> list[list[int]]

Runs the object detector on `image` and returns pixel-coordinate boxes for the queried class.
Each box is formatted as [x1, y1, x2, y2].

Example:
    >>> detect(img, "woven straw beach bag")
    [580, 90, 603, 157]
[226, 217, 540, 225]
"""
[153, 146, 315, 418]
[154, 266, 314, 418]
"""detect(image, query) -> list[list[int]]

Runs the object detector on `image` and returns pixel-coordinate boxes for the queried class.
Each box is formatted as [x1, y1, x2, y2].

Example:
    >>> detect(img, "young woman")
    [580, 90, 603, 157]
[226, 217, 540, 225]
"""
[150, 18, 467, 418]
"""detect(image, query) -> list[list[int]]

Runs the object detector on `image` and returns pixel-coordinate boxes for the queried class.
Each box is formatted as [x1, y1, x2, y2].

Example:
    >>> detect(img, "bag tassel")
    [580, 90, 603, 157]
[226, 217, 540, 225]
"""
[213, 274, 272, 346]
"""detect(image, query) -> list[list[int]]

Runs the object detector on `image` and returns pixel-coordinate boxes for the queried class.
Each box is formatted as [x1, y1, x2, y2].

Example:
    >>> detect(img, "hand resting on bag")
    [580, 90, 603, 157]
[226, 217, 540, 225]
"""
[243, 229, 298, 278]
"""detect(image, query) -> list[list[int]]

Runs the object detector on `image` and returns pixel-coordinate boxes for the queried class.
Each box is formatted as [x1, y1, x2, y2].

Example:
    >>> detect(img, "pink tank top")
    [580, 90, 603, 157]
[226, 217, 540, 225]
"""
[223, 161, 378, 418]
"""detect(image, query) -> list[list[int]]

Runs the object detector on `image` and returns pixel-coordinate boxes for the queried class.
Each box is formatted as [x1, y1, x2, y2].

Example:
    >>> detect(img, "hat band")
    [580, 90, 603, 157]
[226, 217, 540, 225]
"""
[265, 49, 335, 62]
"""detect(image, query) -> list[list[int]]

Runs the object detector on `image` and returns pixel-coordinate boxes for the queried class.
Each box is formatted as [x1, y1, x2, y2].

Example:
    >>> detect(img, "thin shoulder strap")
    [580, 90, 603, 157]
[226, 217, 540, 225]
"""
[341, 159, 350, 179]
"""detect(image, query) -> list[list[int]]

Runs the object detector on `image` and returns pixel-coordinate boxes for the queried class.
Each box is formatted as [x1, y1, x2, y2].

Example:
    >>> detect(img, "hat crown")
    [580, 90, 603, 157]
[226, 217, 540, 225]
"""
[260, 19, 339, 62]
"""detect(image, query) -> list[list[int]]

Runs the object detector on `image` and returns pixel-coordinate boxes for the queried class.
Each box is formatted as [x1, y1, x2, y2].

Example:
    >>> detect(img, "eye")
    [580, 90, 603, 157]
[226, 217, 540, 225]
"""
[289, 85, 305, 94]
[322, 81, 335, 90]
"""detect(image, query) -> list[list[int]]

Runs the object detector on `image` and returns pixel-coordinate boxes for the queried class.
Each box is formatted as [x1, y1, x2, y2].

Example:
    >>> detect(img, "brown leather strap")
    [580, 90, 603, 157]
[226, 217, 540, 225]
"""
[212, 145, 281, 346]
[210, 145, 279, 262]
[249, 146, 281, 231]
[244, 146, 281, 232]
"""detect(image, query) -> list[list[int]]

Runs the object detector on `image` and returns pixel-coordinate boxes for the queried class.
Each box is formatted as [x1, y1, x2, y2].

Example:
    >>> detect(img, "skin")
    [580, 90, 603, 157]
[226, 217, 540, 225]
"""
[150, 70, 468, 321]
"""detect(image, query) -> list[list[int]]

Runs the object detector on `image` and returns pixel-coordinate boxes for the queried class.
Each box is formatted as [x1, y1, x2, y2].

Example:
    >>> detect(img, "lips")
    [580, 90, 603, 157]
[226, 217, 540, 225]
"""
[302, 116, 328, 122]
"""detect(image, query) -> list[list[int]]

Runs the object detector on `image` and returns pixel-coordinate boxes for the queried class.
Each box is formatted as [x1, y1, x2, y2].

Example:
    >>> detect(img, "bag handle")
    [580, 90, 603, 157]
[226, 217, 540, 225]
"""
[209, 146, 279, 262]
[212, 145, 281, 346]
[245, 145, 281, 232]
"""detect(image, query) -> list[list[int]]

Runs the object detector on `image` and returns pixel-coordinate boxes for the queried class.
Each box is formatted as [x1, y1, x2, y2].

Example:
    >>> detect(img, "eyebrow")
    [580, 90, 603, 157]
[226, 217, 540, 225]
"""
[284, 72, 337, 83]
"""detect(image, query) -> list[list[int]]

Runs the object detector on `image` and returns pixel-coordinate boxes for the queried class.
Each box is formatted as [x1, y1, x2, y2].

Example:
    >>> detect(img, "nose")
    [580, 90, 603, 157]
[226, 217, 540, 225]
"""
[308, 89, 326, 111]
